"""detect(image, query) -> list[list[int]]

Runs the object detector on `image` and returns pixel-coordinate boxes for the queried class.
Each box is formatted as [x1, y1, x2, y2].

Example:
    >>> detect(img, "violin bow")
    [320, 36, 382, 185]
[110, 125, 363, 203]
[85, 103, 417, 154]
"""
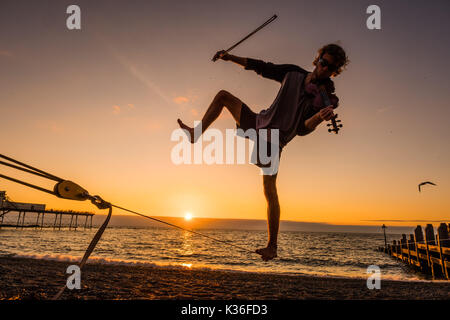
[212, 14, 278, 61]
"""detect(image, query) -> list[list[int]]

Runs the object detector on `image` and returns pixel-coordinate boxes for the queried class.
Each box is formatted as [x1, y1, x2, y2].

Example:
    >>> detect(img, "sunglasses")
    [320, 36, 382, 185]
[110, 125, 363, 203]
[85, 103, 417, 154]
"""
[318, 57, 339, 73]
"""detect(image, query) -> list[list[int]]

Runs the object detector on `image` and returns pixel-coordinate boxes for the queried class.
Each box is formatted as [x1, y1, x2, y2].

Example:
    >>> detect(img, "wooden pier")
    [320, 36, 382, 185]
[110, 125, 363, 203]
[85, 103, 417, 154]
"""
[0, 191, 94, 230]
[0, 208, 94, 230]
[378, 223, 450, 280]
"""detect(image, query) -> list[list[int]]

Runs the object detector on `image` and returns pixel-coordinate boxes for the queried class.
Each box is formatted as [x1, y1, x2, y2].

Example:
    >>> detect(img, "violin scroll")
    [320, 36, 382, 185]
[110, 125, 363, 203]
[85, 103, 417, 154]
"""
[327, 114, 343, 134]
[318, 87, 343, 135]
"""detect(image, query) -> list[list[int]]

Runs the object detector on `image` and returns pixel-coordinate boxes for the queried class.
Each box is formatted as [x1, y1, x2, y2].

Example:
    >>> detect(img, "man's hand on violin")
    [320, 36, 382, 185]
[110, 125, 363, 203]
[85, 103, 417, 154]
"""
[318, 106, 335, 121]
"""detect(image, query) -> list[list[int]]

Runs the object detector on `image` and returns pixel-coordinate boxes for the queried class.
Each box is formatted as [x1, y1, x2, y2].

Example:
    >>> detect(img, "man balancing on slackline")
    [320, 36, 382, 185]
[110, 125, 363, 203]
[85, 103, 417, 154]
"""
[177, 44, 349, 261]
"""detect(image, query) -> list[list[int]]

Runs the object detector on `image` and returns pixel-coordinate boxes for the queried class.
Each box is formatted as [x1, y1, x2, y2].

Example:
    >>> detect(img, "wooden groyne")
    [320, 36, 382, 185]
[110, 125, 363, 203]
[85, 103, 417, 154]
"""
[378, 223, 450, 280]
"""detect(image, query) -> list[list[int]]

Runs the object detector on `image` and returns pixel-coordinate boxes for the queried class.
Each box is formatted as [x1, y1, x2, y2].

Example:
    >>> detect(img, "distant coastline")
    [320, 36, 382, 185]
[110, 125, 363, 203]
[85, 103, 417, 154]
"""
[88, 215, 418, 234]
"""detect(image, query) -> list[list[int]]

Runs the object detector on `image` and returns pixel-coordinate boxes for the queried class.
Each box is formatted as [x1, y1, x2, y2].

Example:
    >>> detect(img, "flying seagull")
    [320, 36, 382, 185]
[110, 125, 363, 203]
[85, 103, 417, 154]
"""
[418, 181, 436, 192]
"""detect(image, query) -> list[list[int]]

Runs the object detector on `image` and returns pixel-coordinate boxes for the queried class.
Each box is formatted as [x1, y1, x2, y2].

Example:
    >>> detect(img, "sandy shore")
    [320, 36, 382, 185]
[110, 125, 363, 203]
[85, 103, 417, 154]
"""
[0, 256, 449, 300]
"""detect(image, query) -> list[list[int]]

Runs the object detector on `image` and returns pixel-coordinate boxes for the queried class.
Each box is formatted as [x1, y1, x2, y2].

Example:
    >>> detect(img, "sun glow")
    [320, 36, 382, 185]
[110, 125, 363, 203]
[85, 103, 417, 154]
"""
[184, 212, 193, 221]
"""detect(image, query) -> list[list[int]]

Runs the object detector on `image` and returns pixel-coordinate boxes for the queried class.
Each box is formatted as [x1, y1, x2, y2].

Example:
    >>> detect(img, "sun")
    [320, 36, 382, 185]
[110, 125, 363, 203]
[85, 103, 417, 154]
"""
[184, 212, 193, 221]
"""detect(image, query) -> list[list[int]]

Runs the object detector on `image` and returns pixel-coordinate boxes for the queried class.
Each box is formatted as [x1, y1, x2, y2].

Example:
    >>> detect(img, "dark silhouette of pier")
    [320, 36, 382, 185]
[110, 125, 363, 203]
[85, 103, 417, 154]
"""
[0, 191, 94, 230]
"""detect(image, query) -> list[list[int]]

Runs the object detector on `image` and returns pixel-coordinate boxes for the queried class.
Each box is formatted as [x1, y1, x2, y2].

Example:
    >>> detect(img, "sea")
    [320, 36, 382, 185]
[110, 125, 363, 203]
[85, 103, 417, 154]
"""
[0, 216, 432, 281]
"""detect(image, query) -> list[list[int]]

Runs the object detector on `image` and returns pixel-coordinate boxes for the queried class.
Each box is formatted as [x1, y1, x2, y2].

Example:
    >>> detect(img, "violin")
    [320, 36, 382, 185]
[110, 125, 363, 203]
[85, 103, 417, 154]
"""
[318, 86, 343, 134]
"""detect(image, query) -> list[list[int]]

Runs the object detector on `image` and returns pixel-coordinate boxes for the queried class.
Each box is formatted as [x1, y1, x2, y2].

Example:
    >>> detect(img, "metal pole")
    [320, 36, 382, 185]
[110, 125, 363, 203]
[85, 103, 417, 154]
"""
[16, 211, 21, 229]
[36, 212, 40, 229]
[22, 211, 26, 228]
[382, 224, 387, 249]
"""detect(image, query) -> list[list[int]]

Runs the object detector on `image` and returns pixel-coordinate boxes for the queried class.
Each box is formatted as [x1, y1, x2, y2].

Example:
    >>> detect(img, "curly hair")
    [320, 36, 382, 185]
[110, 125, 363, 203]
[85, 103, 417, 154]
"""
[313, 43, 349, 76]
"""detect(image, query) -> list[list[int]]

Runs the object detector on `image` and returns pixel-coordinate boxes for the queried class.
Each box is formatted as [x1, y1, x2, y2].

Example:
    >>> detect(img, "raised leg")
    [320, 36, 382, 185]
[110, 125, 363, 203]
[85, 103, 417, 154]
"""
[177, 90, 243, 143]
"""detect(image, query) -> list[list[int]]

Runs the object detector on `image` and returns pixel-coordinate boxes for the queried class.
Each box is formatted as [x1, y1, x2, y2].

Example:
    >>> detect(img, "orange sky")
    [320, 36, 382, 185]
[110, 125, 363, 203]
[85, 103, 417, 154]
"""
[1, 1, 449, 226]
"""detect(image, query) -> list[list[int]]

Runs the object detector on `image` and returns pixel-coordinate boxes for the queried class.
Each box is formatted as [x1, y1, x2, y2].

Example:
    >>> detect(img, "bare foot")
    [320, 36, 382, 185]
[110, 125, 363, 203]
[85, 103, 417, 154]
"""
[177, 119, 196, 143]
[255, 245, 277, 262]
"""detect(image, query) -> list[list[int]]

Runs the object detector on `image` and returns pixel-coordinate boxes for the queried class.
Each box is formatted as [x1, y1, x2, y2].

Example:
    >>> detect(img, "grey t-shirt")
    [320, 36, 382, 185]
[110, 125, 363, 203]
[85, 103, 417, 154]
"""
[244, 58, 318, 148]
